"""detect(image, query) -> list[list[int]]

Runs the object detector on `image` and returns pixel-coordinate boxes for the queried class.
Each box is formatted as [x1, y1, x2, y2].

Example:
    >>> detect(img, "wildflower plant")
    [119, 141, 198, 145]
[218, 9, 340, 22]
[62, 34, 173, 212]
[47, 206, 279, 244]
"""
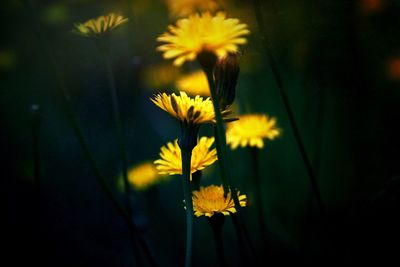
[73, 13, 128, 37]
[192, 185, 247, 217]
[73, 13, 133, 218]
[226, 114, 281, 149]
[151, 91, 227, 267]
[154, 137, 217, 176]
[157, 12, 249, 66]
[126, 162, 166, 191]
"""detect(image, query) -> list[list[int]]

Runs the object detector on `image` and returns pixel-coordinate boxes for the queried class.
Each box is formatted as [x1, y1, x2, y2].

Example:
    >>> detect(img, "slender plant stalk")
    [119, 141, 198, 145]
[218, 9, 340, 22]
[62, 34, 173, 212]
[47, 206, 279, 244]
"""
[191, 171, 202, 191]
[100, 43, 132, 217]
[203, 68, 230, 195]
[181, 149, 194, 267]
[22, 1, 158, 265]
[203, 67, 257, 259]
[210, 219, 227, 267]
[230, 214, 248, 263]
[31, 104, 41, 201]
[251, 0, 326, 216]
[250, 148, 269, 248]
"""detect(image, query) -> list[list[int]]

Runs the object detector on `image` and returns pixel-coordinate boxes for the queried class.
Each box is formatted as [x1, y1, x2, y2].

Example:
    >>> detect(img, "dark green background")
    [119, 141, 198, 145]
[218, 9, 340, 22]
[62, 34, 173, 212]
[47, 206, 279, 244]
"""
[2, 0, 399, 266]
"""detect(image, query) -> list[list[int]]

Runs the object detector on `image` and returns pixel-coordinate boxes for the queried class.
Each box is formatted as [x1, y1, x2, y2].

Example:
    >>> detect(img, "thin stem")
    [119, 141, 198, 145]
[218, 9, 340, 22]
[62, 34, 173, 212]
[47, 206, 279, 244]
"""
[250, 148, 269, 248]
[22, 1, 157, 265]
[251, 0, 327, 216]
[31, 104, 41, 202]
[192, 171, 202, 191]
[181, 149, 194, 267]
[203, 67, 257, 260]
[101, 44, 132, 217]
[203, 67, 230, 195]
[210, 218, 227, 267]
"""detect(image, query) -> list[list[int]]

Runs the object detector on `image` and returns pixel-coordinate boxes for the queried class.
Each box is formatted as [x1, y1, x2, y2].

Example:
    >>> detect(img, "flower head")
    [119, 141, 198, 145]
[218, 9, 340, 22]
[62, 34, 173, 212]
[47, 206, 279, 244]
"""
[176, 71, 210, 97]
[165, 0, 220, 18]
[154, 136, 217, 176]
[127, 162, 165, 191]
[151, 91, 231, 125]
[157, 12, 249, 66]
[73, 13, 128, 37]
[226, 114, 281, 149]
[192, 185, 247, 217]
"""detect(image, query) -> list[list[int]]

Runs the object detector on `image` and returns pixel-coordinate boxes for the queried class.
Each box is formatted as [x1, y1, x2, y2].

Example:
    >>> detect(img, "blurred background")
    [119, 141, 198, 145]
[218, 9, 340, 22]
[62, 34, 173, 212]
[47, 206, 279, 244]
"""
[1, 0, 400, 266]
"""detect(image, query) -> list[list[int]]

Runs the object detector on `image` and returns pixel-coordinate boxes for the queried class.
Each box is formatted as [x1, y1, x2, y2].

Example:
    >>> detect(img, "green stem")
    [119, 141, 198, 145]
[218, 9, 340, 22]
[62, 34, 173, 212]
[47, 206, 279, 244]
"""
[203, 66, 257, 260]
[181, 149, 194, 267]
[250, 148, 269, 248]
[22, 1, 157, 265]
[101, 44, 132, 217]
[209, 217, 227, 267]
[191, 171, 202, 191]
[251, 0, 327, 216]
[203, 68, 230, 195]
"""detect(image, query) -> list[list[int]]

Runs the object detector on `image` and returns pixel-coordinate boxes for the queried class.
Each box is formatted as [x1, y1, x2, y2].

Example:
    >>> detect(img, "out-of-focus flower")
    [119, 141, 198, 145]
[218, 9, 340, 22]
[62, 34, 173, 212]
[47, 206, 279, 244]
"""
[192, 185, 247, 217]
[143, 62, 181, 89]
[43, 3, 70, 26]
[73, 13, 128, 37]
[226, 114, 281, 149]
[126, 162, 165, 191]
[151, 91, 232, 125]
[176, 70, 210, 97]
[157, 12, 249, 66]
[165, 0, 220, 18]
[0, 49, 16, 70]
[360, 0, 384, 14]
[154, 137, 217, 176]
[387, 57, 400, 81]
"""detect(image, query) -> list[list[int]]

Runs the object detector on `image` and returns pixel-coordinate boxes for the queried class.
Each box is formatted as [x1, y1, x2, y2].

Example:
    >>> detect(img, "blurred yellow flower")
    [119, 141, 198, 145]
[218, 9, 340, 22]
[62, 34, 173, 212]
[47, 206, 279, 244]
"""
[127, 162, 164, 191]
[192, 185, 247, 217]
[151, 91, 231, 125]
[226, 114, 281, 149]
[157, 12, 249, 66]
[176, 70, 210, 97]
[143, 62, 181, 89]
[154, 137, 217, 176]
[165, 0, 220, 18]
[73, 13, 128, 37]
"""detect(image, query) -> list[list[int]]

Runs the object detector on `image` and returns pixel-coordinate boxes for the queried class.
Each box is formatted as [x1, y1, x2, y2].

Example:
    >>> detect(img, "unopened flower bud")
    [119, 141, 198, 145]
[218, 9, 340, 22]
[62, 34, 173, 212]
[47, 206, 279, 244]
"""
[214, 53, 240, 109]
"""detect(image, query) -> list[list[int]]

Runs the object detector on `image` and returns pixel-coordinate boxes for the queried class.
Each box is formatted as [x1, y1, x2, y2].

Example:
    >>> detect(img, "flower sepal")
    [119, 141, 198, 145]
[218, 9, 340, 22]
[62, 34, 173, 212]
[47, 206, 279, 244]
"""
[178, 123, 200, 151]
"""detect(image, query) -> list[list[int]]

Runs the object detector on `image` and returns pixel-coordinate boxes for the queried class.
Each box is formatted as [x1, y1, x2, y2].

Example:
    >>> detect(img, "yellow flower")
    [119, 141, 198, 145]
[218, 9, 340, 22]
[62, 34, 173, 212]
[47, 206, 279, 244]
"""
[176, 70, 210, 97]
[142, 62, 181, 89]
[151, 91, 231, 125]
[73, 13, 128, 37]
[165, 0, 220, 18]
[226, 114, 281, 149]
[126, 162, 165, 191]
[154, 137, 217, 176]
[192, 185, 247, 217]
[157, 12, 249, 66]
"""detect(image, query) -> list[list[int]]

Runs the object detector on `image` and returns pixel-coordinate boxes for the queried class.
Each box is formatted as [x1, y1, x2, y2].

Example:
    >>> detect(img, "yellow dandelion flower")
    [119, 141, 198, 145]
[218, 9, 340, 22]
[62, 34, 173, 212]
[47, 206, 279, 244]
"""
[151, 91, 231, 125]
[73, 13, 128, 37]
[165, 0, 220, 18]
[226, 114, 281, 149]
[192, 185, 247, 217]
[154, 137, 217, 176]
[126, 162, 165, 191]
[176, 70, 210, 97]
[157, 12, 250, 66]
